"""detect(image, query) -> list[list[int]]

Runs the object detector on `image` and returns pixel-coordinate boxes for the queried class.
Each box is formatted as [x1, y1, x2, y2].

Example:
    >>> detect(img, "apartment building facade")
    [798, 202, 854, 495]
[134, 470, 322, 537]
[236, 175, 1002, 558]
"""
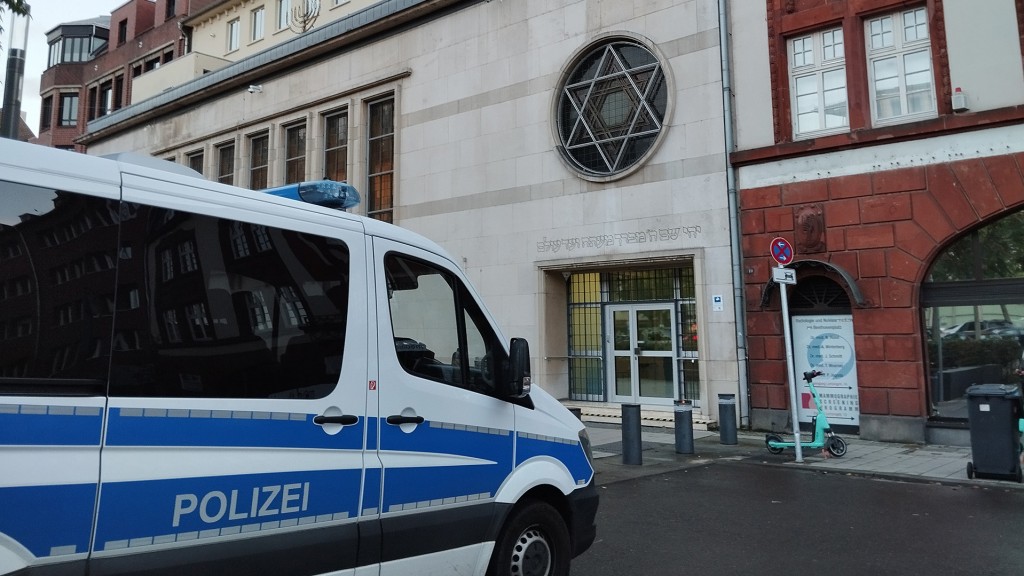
[730, 0, 1024, 443]
[78, 0, 744, 424]
[33, 0, 221, 150]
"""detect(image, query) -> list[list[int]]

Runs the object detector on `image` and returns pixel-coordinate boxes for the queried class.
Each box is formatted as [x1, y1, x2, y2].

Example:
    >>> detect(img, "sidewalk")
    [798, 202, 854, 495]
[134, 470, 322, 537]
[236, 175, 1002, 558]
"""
[584, 421, 1024, 490]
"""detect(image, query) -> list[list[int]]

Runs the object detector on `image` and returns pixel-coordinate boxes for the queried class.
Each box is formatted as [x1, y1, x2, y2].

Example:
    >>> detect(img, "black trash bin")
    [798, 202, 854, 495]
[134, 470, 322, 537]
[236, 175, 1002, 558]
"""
[965, 384, 1023, 483]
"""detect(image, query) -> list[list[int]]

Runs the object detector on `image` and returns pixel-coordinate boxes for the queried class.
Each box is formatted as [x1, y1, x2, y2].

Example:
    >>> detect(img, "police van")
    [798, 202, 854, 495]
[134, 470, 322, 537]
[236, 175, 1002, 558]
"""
[0, 139, 597, 576]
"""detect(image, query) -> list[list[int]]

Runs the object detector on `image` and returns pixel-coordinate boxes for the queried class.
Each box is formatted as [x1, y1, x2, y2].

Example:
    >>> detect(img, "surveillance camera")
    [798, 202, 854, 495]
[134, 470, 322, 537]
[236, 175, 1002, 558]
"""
[247, 85, 262, 94]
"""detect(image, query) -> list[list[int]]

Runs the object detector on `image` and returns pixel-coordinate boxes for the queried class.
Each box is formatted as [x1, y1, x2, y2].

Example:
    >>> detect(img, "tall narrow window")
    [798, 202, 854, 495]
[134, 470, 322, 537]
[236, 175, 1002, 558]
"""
[367, 97, 395, 223]
[788, 26, 848, 138]
[324, 111, 348, 182]
[217, 143, 235, 185]
[284, 122, 306, 184]
[40, 96, 53, 131]
[251, 7, 265, 42]
[277, 0, 289, 30]
[227, 18, 240, 52]
[249, 133, 269, 190]
[100, 81, 113, 116]
[187, 151, 204, 175]
[866, 7, 935, 124]
[113, 75, 124, 110]
[117, 20, 128, 45]
[166, 0, 177, 20]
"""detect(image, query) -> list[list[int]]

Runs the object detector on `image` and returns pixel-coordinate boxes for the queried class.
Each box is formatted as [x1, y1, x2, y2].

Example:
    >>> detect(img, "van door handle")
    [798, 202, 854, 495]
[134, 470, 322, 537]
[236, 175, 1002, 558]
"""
[386, 415, 425, 425]
[314, 414, 359, 426]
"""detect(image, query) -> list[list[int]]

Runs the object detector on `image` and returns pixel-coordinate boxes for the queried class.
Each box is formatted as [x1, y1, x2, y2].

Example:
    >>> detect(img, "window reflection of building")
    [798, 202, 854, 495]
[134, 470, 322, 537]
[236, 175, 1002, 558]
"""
[0, 184, 120, 382]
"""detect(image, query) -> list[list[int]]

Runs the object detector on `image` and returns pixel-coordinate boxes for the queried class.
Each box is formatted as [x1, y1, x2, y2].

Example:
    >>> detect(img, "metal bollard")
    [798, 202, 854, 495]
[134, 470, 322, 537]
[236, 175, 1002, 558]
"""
[621, 403, 642, 465]
[569, 407, 582, 420]
[674, 400, 694, 454]
[718, 394, 737, 445]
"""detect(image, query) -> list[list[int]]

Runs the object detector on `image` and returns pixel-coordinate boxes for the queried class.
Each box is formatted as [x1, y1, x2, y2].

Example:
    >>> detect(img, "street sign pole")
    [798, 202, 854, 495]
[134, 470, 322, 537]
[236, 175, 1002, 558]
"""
[778, 266, 802, 463]
[770, 238, 802, 463]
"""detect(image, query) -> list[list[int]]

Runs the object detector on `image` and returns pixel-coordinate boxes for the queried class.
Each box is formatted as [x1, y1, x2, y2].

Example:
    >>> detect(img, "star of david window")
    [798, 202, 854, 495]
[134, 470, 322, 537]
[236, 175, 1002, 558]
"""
[557, 40, 668, 178]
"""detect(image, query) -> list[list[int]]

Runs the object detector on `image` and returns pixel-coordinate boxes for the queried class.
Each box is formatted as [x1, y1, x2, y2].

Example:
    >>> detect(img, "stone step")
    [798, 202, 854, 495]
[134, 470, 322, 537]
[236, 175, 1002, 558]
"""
[562, 402, 716, 431]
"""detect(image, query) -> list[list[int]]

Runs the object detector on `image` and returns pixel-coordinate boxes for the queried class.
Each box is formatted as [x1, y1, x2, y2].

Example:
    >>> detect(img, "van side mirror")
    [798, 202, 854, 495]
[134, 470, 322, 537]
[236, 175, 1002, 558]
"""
[506, 338, 532, 399]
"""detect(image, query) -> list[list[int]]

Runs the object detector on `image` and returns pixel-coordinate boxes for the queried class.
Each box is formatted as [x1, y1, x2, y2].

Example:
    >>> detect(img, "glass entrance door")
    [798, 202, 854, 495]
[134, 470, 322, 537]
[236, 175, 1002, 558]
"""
[607, 304, 678, 405]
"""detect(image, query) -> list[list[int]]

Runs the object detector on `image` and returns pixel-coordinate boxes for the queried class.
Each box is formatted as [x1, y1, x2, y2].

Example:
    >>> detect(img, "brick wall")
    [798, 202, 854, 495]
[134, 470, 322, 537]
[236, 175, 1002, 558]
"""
[742, 153, 1024, 419]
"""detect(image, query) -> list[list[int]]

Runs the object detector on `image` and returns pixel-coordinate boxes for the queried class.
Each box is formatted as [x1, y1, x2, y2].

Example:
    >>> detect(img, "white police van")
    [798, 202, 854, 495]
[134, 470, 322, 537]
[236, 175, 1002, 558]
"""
[0, 139, 597, 576]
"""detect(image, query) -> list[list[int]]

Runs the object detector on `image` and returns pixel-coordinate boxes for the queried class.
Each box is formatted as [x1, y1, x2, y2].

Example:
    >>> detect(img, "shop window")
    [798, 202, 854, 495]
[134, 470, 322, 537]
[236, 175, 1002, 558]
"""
[922, 210, 1024, 419]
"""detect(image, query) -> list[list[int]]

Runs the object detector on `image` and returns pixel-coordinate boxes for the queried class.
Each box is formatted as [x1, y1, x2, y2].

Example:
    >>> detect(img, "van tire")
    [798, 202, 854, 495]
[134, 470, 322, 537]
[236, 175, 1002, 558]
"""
[488, 500, 570, 576]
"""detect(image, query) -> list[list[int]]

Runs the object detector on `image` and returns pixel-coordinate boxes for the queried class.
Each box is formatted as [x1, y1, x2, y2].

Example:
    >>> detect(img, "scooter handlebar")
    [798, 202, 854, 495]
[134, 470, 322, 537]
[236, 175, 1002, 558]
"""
[802, 370, 824, 382]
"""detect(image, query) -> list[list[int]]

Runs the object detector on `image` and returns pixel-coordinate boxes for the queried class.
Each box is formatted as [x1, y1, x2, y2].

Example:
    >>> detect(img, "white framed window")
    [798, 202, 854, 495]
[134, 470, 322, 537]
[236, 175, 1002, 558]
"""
[227, 18, 240, 52]
[277, 0, 289, 30]
[251, 7, 265, 42]
[788, 26, 848, 139]
[865, 7, 935, 125]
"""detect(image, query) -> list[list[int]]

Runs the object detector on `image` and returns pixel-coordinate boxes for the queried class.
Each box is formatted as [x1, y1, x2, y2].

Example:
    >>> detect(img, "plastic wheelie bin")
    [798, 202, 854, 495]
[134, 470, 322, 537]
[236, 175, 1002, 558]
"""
[965, 383, 1023, 483]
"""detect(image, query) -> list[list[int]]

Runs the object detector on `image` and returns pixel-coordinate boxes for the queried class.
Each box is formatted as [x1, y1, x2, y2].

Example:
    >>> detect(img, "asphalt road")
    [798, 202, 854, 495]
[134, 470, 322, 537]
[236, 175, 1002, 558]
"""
[570, 461, 1024, 575]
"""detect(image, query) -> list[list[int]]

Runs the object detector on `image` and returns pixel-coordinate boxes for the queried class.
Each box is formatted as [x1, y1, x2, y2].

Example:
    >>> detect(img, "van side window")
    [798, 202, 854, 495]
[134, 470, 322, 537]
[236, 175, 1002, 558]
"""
[109, 206, 349, 399]
[0, 181, 119, 394]
[385, 253, 506, 395]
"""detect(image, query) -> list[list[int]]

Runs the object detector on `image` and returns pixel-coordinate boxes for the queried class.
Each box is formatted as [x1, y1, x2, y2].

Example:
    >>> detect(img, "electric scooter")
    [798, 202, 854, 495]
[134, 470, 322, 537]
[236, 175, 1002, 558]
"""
[765, 370, 848, 457]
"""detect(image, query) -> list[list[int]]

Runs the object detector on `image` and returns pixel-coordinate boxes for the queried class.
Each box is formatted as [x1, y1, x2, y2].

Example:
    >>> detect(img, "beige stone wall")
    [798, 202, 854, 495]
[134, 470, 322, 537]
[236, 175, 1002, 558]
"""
[87, 0, 739, 415]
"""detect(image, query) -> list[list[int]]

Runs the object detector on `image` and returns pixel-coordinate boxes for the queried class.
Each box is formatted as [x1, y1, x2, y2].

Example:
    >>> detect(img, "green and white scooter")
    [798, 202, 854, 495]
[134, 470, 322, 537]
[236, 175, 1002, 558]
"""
[765, 370, 848, 457]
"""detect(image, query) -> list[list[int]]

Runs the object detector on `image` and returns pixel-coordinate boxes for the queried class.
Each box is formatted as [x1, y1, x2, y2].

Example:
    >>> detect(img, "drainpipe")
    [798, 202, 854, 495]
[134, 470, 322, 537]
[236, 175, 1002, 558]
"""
[718, 0, 750, 427]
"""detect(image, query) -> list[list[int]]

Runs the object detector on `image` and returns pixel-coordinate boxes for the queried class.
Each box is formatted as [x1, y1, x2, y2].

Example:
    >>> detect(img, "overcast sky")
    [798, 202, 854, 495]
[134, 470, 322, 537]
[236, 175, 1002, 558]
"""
[1, 1, 122, 134]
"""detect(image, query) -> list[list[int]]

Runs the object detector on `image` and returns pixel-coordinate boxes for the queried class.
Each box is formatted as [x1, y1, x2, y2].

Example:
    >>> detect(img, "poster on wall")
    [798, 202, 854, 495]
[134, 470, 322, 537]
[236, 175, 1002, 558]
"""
[791, 315, 860, 427]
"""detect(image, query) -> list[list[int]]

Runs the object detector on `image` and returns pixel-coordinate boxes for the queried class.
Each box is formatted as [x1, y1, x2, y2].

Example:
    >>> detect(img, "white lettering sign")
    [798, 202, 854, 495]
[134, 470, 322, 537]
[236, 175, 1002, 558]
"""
[173, 482, 310, 527]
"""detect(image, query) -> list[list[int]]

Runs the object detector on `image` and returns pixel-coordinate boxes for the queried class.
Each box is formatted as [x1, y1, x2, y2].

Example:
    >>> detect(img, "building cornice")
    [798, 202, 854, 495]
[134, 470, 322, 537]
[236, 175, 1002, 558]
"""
[78, 0, 473, 146]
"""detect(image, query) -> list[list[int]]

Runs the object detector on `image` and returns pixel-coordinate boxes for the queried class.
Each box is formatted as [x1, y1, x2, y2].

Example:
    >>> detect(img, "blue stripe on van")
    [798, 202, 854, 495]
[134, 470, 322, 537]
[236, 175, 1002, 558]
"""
[378, 419, 513, 462]
[380, 464, 508, 513]
[0, 407, 102, 446]
[105, 408, 364, 450]
[516, 433, 594, 485]
[0, 483, 96, 558]
[362, 467, 381, 516]
[377, 420, 514, 513]
[366, 416, 378, 450]
[94, 469, 362, 551]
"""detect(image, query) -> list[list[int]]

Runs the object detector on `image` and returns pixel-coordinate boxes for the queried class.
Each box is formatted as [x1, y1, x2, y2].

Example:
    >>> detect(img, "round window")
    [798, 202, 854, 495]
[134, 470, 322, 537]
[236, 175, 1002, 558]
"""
[556, 39, 668, 178]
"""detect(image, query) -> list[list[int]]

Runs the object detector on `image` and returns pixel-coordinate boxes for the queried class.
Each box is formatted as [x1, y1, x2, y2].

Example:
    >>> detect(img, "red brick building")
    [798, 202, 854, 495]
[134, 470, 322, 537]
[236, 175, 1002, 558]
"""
[33, 0, 220, 150]
[731, 0, 1024, 443]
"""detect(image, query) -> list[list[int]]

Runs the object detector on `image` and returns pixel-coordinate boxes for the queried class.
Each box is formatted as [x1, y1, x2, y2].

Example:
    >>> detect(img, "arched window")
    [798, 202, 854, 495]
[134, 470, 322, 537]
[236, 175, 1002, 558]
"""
[922, 210, 1024, 420]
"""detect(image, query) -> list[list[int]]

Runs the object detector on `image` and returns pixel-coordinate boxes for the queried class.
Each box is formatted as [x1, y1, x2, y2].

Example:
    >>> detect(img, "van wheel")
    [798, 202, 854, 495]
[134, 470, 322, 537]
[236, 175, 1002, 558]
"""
[488, 500, 570, 576]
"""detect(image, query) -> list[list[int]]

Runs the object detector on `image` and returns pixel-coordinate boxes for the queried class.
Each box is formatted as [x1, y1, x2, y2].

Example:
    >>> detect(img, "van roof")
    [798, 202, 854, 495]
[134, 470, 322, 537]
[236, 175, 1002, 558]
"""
[0, 138, 454, 265]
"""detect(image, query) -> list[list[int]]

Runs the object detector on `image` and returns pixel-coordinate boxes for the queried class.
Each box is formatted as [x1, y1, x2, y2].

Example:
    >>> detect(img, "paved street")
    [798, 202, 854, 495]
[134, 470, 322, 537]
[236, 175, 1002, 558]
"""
[571, 461, 1024, 575]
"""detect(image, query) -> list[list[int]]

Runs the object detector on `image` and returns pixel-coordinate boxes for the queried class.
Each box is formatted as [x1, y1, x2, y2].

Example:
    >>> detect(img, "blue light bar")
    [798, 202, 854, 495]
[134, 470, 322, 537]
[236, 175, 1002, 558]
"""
[262, 180, 361, 211]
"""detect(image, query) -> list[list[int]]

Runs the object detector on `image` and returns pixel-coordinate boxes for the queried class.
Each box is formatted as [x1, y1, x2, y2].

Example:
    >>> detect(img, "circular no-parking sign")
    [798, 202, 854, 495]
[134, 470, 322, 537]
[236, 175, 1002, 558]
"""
[770, 237, 794, 265]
